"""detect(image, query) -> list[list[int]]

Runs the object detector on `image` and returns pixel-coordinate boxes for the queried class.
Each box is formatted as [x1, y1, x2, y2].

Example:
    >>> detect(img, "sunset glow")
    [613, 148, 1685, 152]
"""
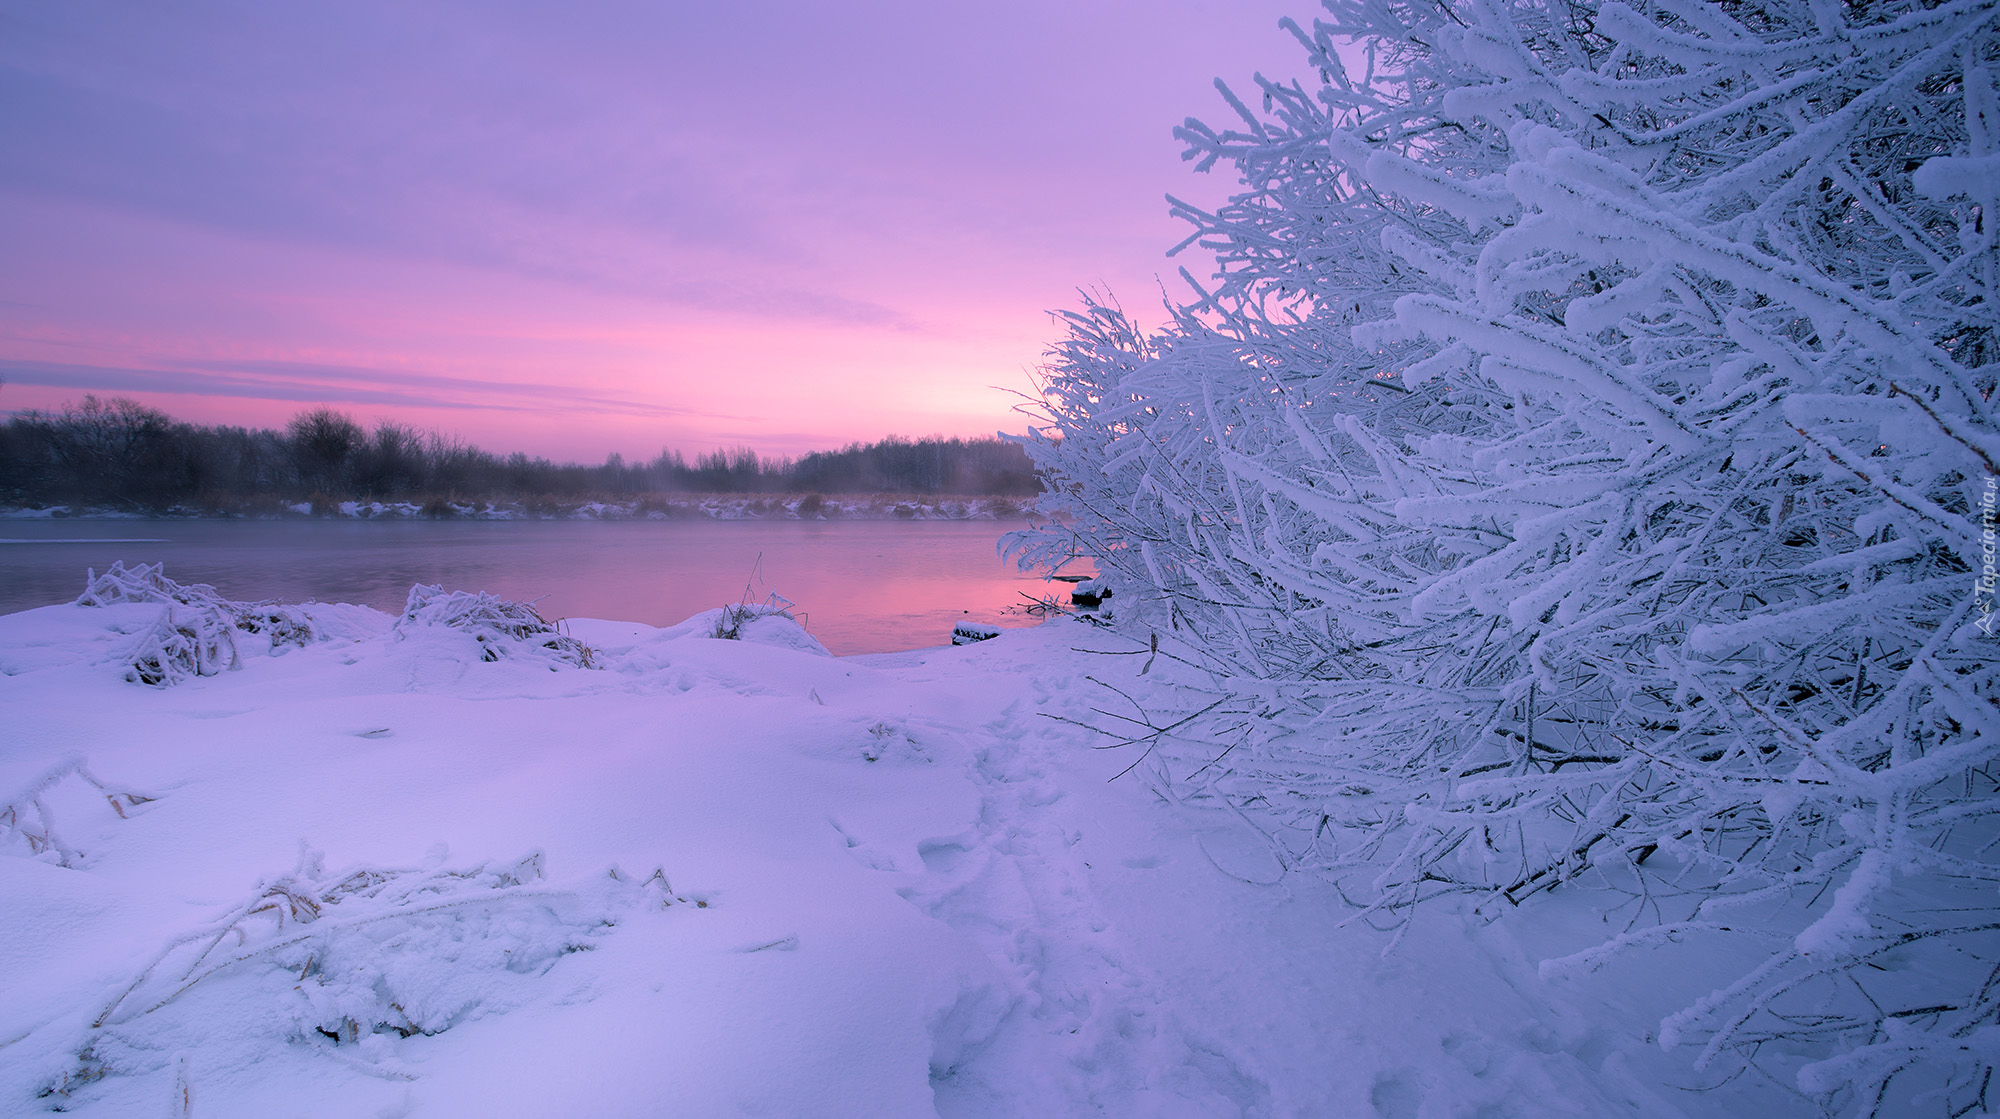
[0, 0, 1305, 461]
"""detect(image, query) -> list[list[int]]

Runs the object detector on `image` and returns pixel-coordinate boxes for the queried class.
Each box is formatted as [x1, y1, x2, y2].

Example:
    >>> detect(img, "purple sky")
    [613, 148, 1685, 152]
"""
[0, 0, 1313, 461]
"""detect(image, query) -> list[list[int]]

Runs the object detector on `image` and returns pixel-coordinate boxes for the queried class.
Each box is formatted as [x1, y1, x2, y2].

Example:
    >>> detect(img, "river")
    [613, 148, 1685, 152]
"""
[0, 519, 1075, 654]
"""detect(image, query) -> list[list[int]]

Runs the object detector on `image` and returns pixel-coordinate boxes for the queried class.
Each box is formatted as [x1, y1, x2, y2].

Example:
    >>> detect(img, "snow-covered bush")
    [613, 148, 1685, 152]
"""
[1012, 0, 1999, 1112]
[75, 561, 225, 610]
[395, 584, 598, 667]
[78, 562, 322, 683]
[122, 606, 240, 685]
[230, 603, 320, 653]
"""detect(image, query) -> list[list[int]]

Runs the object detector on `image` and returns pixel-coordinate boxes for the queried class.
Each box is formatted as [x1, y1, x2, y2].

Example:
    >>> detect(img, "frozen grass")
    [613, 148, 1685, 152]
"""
[395, 585, 598, 668]
[33, 847, 697, 1107]
[75, 563, 321, 686]
[707, 593, 798, 641]
[0, 758, 158, 869]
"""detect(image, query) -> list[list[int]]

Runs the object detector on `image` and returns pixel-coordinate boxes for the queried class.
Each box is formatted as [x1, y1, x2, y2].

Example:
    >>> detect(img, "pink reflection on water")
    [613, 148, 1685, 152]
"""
[0, 520, 1077, 655]
[513, 521, 1067, 653]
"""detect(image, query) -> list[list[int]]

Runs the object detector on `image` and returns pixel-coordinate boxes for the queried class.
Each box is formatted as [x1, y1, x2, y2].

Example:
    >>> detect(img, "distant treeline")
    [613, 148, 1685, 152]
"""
[0, 397, 1041, 510]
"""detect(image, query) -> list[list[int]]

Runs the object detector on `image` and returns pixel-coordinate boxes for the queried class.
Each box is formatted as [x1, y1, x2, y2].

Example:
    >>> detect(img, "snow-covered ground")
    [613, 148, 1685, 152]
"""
[0, 583, 1797, 1118]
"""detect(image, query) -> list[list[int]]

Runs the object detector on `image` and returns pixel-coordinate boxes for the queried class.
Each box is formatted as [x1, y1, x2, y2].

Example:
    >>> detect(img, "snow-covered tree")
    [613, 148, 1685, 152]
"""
[1012, 0, 1999, 1111]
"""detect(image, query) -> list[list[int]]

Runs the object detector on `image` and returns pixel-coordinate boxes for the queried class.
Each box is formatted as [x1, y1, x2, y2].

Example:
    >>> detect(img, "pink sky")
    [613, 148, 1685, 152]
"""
[0, 0, 1313, 462]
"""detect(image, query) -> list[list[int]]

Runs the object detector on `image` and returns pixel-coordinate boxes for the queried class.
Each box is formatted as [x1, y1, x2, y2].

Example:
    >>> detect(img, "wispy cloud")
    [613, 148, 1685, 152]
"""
[0, 357, 733, 420]
[0, 0, 1305, 455]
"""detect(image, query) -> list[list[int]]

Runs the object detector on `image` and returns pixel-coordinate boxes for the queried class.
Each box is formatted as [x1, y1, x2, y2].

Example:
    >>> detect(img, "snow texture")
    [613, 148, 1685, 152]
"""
[0, 579, 1807, 1118]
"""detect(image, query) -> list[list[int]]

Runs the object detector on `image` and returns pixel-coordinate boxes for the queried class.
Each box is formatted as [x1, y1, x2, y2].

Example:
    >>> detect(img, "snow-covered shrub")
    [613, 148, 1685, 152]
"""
[0, 758, 155, 868]
[78, 563, 322, 682]
[75, 561, 225, 610]
[395, 584, 597, 667]
[33, 848, 691, 1104]
[1012, 0, 1999, 1112]
[122, 605, 240, 685]
[230, 603, 319, 653]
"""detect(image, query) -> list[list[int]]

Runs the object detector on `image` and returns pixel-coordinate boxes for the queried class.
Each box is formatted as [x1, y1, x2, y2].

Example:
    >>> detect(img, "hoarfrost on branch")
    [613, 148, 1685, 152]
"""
[1009, 0, 1999, 1112]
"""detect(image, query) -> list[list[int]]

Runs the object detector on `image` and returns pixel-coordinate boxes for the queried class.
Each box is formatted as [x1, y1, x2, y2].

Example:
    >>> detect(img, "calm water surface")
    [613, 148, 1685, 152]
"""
[0, 519, 1070, 654]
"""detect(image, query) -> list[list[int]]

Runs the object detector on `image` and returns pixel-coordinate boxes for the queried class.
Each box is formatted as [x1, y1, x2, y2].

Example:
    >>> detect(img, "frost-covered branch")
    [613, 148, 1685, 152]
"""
[1013, 0, 2000, 1112]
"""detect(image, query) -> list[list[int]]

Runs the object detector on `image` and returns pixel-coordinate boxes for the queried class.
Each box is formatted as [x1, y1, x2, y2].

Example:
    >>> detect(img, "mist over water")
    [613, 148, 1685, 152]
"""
[0, 520, 1067, 654]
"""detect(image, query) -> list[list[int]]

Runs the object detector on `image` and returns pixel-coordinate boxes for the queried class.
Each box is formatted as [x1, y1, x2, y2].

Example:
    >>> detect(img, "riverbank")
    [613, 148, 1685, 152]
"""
[0, 522, 1058, 656]
[0, 581, 1793, 1118]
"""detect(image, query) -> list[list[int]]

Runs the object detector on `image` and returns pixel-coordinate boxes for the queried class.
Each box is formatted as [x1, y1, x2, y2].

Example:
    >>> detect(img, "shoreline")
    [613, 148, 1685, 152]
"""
[0, 493, 1034, 523]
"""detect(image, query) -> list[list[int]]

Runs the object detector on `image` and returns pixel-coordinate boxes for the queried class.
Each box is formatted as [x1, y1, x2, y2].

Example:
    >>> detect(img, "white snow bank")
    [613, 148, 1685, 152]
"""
[0, 589, 1790, 1117]
[651, 596, 831, 657]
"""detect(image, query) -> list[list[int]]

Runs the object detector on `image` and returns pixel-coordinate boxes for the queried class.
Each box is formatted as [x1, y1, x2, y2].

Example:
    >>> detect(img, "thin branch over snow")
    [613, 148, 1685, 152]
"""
[0, 758, 158, 868]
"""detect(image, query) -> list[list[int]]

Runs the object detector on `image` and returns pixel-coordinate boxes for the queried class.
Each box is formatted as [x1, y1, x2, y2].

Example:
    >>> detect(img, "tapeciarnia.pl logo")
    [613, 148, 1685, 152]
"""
[1979, 474, 1997, 636]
